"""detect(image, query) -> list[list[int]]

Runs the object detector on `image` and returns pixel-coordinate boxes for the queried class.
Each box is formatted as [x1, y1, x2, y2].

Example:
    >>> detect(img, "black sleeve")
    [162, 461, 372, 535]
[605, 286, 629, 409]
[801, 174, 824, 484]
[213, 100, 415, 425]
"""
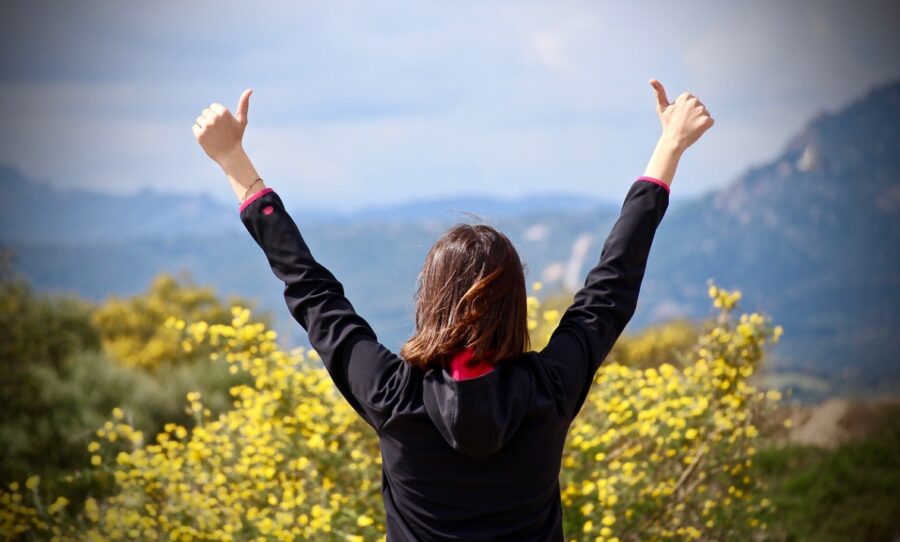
[537, 178, 669, 420]
[239, 189, 409, 431]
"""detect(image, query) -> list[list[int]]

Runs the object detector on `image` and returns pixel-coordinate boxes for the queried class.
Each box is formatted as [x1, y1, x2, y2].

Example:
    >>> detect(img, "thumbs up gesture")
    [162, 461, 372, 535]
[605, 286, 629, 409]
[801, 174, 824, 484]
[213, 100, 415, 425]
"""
[192, 88, 253, 166]
[649, 79, 714, 153]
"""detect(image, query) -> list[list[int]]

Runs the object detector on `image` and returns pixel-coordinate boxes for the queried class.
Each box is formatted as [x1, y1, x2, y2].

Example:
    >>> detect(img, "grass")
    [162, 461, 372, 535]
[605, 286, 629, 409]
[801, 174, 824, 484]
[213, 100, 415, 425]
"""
[753, 403, 900, 541]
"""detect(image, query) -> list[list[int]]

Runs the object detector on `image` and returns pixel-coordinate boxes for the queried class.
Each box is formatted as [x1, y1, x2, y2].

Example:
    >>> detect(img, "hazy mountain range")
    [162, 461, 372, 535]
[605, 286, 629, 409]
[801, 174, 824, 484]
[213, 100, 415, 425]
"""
[3, 79, 899, 400]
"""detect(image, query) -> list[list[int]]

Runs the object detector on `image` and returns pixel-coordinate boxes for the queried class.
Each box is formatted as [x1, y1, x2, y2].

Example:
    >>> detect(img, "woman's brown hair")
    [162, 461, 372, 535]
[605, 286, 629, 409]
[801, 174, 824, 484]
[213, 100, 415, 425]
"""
[400, 222, 531, 371]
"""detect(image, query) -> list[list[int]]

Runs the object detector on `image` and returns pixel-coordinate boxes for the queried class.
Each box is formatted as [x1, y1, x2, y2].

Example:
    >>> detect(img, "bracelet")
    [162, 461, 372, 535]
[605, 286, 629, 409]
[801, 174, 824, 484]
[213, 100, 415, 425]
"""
[240, 178, 264, 204]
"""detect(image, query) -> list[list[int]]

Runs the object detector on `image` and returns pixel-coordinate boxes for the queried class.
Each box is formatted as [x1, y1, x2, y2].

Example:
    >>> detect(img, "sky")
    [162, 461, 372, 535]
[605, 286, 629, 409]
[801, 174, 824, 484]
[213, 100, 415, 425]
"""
[2, 0, 899, 211]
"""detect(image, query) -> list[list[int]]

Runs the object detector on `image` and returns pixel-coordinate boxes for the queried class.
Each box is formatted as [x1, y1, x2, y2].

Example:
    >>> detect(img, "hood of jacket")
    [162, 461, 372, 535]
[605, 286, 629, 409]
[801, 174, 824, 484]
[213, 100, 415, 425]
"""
[422, 352, 533, 459]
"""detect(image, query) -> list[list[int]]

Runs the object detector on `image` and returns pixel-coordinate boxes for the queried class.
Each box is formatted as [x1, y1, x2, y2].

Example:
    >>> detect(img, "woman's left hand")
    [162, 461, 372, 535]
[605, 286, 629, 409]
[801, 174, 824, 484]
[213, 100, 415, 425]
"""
[192, 88, 253, 166]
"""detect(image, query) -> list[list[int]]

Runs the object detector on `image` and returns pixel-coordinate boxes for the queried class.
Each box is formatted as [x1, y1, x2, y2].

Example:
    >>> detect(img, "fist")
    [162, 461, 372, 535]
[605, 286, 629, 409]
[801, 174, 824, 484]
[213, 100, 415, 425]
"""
[192, 88, 253, 165]
[649, 79, 714, 152]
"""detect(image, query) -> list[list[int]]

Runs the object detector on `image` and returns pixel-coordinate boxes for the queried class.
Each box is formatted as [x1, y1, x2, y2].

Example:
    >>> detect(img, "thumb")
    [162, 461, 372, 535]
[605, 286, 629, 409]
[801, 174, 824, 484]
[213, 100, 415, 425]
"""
[649, 79, 669, 113]
[235, 88, 252, 125]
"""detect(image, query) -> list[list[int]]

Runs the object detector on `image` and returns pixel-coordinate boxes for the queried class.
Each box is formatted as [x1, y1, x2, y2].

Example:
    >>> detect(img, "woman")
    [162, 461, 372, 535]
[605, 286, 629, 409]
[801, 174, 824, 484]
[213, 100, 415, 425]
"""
[192, 79, 713, 541]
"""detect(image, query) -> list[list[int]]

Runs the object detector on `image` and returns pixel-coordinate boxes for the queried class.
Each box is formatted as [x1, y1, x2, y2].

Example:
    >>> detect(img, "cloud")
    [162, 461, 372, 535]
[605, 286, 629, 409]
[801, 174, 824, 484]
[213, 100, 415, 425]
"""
[1, 0, 899, 209]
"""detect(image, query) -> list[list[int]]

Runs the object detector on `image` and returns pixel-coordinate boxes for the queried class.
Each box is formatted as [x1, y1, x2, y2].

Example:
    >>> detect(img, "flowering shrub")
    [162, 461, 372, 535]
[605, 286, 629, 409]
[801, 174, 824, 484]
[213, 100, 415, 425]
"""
[556, 280, 786, 541]
[0, 280, 784, 541]
[91, 272, 261, 371]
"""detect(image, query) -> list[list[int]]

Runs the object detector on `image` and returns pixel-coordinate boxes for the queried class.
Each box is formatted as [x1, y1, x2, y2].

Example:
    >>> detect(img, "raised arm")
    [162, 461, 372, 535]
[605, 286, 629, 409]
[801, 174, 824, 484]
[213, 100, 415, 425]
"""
[237, 188, 408, 430]
[192, 89, 408, 430]
[537, 79, 714, 421]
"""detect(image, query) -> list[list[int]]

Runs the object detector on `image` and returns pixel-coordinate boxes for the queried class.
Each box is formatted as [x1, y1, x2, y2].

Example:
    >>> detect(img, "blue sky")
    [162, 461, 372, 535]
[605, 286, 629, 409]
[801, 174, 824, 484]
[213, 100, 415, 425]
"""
[2, 0, 899, 211]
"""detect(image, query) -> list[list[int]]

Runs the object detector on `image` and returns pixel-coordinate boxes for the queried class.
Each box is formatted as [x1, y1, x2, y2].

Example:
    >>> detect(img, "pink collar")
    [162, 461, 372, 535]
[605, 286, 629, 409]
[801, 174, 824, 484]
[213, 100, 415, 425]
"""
[449, 347, 495, 381]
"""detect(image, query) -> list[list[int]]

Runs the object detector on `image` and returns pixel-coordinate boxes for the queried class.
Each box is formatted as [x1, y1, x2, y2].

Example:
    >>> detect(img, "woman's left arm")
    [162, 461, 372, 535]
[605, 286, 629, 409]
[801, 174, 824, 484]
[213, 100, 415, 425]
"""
[193, 89, 407, 430]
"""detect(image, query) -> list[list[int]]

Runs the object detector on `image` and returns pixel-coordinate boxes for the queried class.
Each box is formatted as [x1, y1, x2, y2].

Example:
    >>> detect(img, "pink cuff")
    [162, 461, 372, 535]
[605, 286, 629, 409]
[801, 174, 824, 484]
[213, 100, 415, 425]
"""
[636, 176, 670, 194]
[238, 187, 274, 213]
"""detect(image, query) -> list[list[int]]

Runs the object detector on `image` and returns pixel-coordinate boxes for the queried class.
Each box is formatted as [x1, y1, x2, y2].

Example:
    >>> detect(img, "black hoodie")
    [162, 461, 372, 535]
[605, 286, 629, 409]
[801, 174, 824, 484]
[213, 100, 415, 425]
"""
[239, 176, 670, 541]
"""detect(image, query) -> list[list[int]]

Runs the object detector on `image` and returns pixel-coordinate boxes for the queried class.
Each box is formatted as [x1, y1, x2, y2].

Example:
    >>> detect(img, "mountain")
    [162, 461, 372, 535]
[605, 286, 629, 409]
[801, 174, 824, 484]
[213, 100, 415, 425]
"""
[3, 79, 899, 400]
[0, 165, 611, 243]
[0, 166, 244, 243]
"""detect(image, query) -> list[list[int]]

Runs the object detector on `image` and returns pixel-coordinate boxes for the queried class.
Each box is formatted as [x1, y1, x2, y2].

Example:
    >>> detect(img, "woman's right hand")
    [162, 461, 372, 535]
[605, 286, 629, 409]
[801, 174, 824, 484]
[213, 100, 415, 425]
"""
[649, 79, 714, 153]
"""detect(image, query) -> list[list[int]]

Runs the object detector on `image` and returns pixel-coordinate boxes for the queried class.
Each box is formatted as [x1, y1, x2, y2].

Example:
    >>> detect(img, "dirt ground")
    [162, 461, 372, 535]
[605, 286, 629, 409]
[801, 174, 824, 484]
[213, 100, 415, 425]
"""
[781, 395, 900, 449]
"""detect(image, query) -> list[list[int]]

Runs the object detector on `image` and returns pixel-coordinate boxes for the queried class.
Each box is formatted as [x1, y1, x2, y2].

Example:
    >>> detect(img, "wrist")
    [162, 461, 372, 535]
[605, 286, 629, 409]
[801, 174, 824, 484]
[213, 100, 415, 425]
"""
[218, 147, 265, 203]
[655, 134, 686, 157]
[217, 147, 249, 174]
[643, 136, 683, 187]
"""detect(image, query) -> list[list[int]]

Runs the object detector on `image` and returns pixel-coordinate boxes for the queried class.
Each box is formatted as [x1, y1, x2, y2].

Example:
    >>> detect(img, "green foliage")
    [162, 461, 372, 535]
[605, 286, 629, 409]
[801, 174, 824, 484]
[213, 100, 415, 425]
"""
[1, 250, 102, 486]
[753, 405, 900, 541]
[0, 262, 253, 497]
[1, 349, 248, 493]
[0, 249, 99, 395]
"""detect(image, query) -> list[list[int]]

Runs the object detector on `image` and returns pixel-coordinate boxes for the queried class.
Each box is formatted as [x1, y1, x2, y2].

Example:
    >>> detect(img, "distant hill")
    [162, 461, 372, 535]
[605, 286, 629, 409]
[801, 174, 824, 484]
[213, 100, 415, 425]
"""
[3, 79, 899, 400]
[0, 166, 244, 243]
[0, 165, 609, 243]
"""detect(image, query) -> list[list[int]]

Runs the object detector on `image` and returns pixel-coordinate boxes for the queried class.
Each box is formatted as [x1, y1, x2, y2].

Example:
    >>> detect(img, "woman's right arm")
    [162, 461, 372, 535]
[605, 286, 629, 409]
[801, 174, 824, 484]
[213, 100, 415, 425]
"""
[536, 80, 714, 421]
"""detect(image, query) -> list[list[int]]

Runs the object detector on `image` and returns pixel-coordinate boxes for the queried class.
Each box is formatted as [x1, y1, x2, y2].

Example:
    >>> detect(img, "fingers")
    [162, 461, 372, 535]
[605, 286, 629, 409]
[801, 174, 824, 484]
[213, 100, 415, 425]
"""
[649, 79, 669, 112]
[693, 97, 714, 129]
[193, 103, 230, 134]
[679, 92, 710, 115]
[235, 88, 252, 125]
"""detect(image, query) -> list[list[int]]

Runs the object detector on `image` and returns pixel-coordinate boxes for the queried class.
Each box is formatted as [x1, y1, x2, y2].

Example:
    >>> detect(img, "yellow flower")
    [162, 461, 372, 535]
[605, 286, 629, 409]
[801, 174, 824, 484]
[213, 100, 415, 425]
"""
[84, 497, 100, 522]
[357, 514, 374, 527]
[47, 496, 70, 515]
[25, 475, 40, 490]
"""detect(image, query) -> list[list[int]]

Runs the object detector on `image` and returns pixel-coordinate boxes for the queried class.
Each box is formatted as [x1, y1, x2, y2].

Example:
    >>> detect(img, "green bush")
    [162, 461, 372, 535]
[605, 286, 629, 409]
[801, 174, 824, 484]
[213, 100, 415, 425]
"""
[0, 257, 253, 496]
